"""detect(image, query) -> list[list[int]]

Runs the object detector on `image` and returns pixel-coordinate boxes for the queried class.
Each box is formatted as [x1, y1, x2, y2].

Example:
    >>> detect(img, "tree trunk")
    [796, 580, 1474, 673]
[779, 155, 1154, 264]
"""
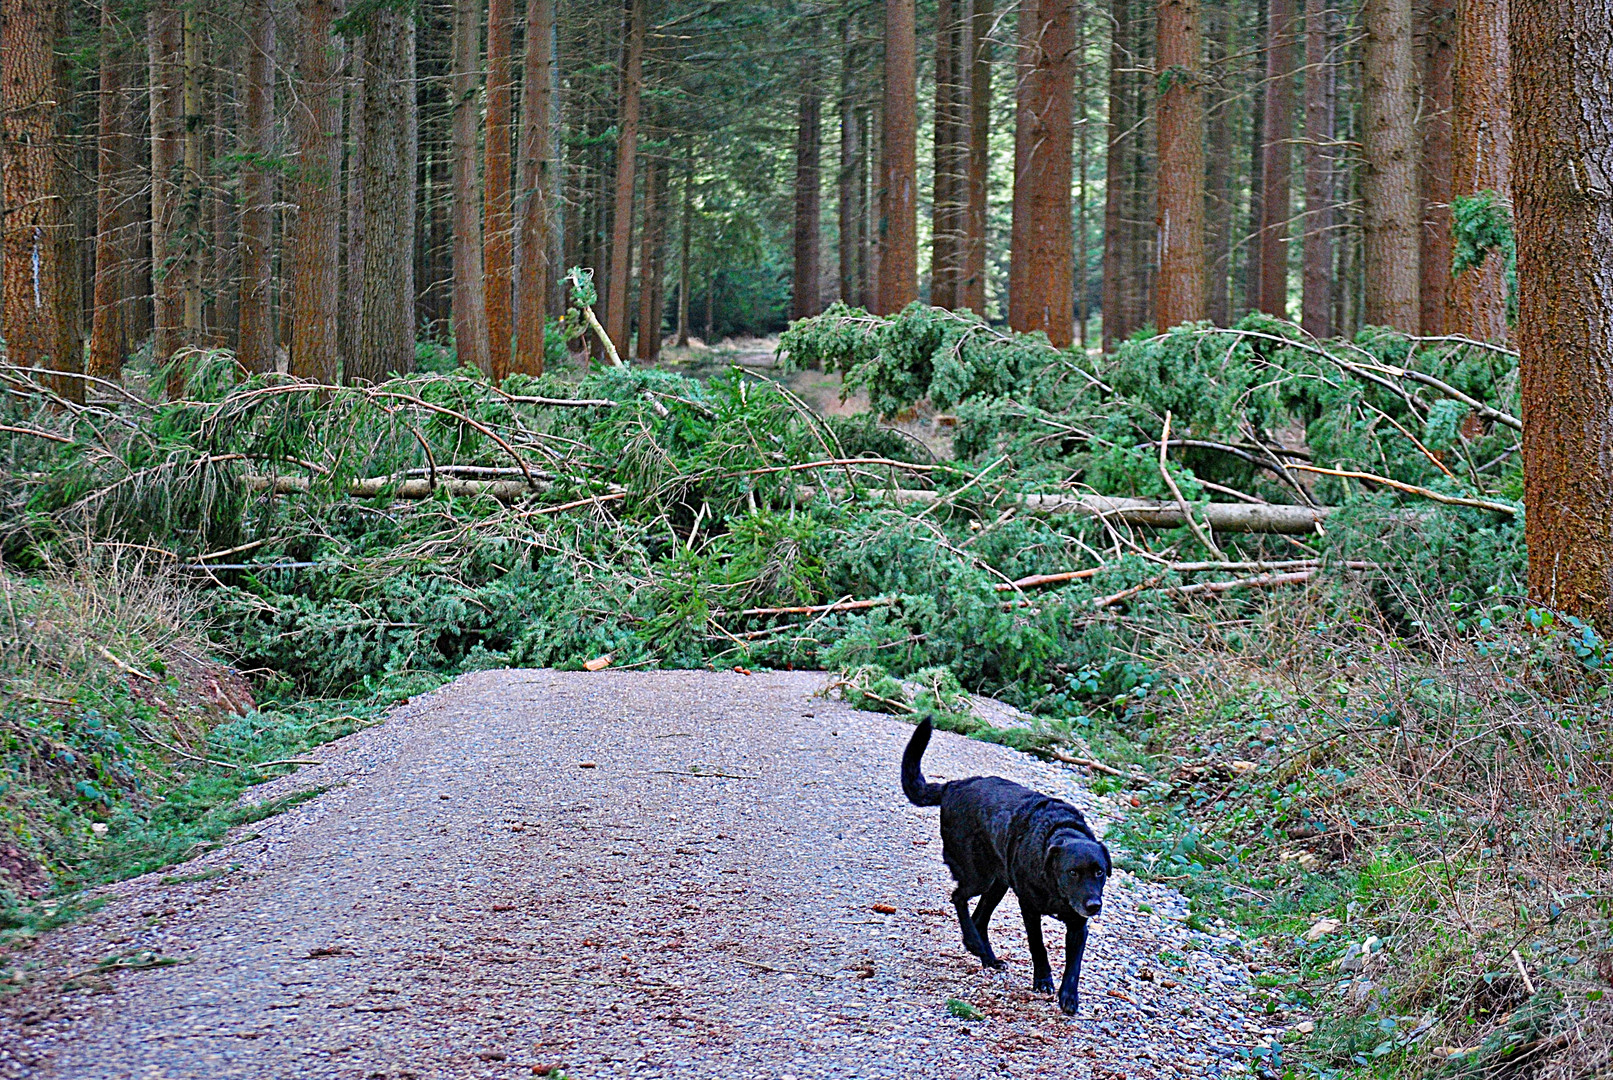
[449, 0, 489, 374]
[1300, 0, 1333, 337]
[637, 156, 661, 359]
[341, 36, 365, 366]
[89, 0, 130, 380]
[1202, 0, 1233, 326]
[148, 2, 182, 365]
[1154, 0, 1205, 329]
[1243, 0, 1266, 316]
[1447, 0, 1510, 342]
[838, 9, 864, 307]
[514, 0, 554, 375]
[792, 71, 823, 320]
[1418, 0, 1454, 335]
[1103, 0, 1134, 351]
[1257, 0, 1296, 317]
[605, 0, 645, 357]
[238, 0, 276, 374]
[961, 0, 992, 315]
[1513, 0, 1613, 625]
[290, 0, 342, 382]
[180, 6, 205, 345]
[1009, 0, 1075, 346]
[1076, 6, 1091, 344]
[1361, 0, 1420, 329]
[929, 0, 965, 310]
[1, 0, 76, 391]
[485, 0, 514, 379]
[876, 0, 917, 314]
[677, 159, 692, 345]
[351, 1, 415, 385]
[647, 162, 666, 362]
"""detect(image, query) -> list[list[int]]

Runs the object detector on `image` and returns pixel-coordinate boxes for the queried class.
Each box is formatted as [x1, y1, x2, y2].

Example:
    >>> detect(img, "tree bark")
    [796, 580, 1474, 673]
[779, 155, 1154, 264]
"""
[876, 0, 917, 314]
[238, 0, 276, 374]
[180, 6, 205, 344]
[1076, 5, 1091, 344]
[89, 0, 130, 380]
[1513, 0, 1613, 625]
[1, 0, 76, 391]
[605, 0, 646, 357]
[1257, 0, 1296, 317]
[961, 0, 992, 315]
[485, 0, 514, 379]
[1103, 0, 1134, 351]
[514, 0, 554, 375]
[350, 1, 415, 385]
[148, 2, 183, 365]
[676, 159, 692, 345]
[1009, 0, 1076, 346]
[1154, 0, 1205, 329]
[449, 0, 489, 374]
[1418, 0, 1455, 335]
[341, 35, 364, 366]
[792, 69, 823, 320]
[637, 155, 661, 359]
[929, 0, 965, 310]
[290, 0, 342, 382]
[838, 9, 864, 307]
[1447, 0, 1510, 342]
[1300, 0, 1333, 337]
[1202, 0, 1232, 326]
[1243, 0, 1266, 316]
[1361, 0, 1420, 329]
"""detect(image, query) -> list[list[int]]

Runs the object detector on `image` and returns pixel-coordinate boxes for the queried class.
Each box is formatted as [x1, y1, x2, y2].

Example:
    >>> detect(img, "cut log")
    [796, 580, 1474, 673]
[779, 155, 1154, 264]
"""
[244, 475, 543, 500]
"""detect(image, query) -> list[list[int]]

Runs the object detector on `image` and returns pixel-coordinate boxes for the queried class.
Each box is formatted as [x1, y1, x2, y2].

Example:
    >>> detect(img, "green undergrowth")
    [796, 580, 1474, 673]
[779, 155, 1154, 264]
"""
[1078, 590, 1613, 1080]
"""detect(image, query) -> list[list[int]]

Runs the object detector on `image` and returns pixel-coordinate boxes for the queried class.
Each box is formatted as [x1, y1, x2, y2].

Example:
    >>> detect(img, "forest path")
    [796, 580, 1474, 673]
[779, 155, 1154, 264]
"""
[2, 670, 1265, 1079]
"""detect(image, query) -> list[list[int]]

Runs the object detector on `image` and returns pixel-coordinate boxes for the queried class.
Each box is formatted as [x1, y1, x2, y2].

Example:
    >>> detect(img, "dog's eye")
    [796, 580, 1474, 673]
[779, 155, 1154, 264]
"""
[1095, 869, 1105, 880]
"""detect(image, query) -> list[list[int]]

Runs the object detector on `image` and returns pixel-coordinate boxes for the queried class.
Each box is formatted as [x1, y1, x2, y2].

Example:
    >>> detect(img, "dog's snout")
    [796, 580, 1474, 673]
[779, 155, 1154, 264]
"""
[1084, 900, 1103, 917]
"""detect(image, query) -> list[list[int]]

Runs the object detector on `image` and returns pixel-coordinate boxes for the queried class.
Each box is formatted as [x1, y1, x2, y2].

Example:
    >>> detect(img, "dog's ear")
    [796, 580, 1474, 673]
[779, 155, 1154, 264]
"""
[1044, 836, 1069, 875]
[1098, 840, 1112, 877]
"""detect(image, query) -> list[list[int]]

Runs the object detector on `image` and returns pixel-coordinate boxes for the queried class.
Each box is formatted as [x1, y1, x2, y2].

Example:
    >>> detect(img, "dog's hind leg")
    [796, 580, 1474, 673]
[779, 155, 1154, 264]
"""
[1019, 897, 1054, 994]
[951, 887, 1004, 969]
[971, 880, 1008, 955]
[1057, 917, 1090, 1015]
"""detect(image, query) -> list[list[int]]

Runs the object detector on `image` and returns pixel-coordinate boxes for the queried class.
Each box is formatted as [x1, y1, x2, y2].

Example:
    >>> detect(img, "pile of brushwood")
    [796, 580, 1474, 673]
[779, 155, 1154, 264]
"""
[1, 299, 1607, 1078]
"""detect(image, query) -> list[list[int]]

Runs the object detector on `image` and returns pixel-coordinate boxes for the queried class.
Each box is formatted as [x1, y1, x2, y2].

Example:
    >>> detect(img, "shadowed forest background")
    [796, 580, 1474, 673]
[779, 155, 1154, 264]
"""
[4, 1, 1613, 1077]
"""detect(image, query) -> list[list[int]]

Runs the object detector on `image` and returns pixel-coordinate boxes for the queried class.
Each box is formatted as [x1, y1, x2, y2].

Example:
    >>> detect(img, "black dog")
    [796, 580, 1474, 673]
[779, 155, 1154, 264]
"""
[902, 717, 1110, 1014]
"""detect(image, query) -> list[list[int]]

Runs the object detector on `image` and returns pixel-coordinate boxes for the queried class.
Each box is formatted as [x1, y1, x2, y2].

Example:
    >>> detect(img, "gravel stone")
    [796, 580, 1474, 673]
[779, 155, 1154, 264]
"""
[0, 670, 1262, 1078]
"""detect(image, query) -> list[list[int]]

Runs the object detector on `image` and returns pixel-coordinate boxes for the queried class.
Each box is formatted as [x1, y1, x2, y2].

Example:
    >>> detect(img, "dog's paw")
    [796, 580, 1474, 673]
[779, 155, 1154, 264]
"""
[981, 955, 1005, 970]
[1058, 987, 1080, 1015]
[1033, 975, 1055, 994]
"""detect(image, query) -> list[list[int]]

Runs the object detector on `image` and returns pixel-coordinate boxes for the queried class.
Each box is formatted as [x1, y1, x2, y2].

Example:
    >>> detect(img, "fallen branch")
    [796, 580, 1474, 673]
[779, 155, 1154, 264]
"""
[94, 643, 157, 681]
[732, 597, 896, 617]
[1283, 464, 1518, 515]
[875, 489, 1334, 534]
[497, 393, 619, 408]
[1047, 750, 1126, 777]
[0, 422, 76, 444]
[1159, 412, 1225, 559]
[244, 474, 545, 501]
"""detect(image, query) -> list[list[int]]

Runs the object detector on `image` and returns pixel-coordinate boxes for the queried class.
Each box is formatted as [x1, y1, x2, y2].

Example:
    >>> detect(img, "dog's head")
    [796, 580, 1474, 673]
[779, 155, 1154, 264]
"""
[1047, 832, 1111, 920]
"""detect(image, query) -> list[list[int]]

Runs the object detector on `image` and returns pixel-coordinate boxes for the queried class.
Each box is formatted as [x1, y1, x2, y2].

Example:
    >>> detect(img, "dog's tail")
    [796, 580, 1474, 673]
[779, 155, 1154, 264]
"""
[901, 718, 944, 806]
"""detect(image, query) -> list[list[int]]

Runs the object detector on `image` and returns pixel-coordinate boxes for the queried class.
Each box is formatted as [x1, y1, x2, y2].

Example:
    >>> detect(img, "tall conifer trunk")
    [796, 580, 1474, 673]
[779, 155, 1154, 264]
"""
[1102, 0, 1135, 352]
[838, 10, 864, 306]
[89, 0, 130, 379]
[180, 7, 205, 345]
[1513, 0, 1613, 624]
[514, 0, 554, 375]
[238, 0, 275, 373]
[1300, 0, 1333, 337]
[637, 157, 663, 359]
[792, 71, 823, 320]
[1154, 0, 1205, 329]
[290, 0, 342, 382]
[1257, 0, 1296, 317]
[876, 0, 917, 313]
[148, 3, 183, 364]
[1418, 0, 1454, 335]
[1447, 0, 1510, 341]
[929, 0, 965, 309]
[351, 1, 415, 385]
[2, 0, 76, 393]
[1008, 0, 1075, 346]
[604, 0, 645, 358]
[1361, 0, 1420, 329]
[1202, 0, 1233, 326]
[449, 0, 489, 374]
[677, 159, 692, 345]
[961, 0, 992, 315]
[485, 0, 514, 379]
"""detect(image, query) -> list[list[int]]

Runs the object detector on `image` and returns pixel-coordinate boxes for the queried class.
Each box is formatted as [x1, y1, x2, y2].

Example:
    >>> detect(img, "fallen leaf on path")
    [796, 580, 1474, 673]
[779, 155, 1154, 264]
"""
[305, 946, 351, 958]
[492, 903, 517, 911]
[1304, 917, 1342, 941]
[871, 903, 897, 914]
[583, 654, 612, 672]
[577, 761, 597, 769]
[733, 666, 753, 675]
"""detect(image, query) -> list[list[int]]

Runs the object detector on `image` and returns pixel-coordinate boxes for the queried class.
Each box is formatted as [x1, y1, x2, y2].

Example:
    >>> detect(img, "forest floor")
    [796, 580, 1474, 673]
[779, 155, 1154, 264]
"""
[0, 670, 1266, 1080]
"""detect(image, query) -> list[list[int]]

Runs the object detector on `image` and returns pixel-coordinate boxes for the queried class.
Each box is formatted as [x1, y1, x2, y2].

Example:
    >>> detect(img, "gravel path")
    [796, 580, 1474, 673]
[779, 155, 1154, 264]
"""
[1, 670, 1268, 1079]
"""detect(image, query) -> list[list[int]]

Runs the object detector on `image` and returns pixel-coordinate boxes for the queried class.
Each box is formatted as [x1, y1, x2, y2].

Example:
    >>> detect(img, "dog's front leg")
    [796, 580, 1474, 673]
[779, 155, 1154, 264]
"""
[1058, 917, 1089, 1014]
[951, 888, 1003, 968]
[1019, 898, 1054, 993]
